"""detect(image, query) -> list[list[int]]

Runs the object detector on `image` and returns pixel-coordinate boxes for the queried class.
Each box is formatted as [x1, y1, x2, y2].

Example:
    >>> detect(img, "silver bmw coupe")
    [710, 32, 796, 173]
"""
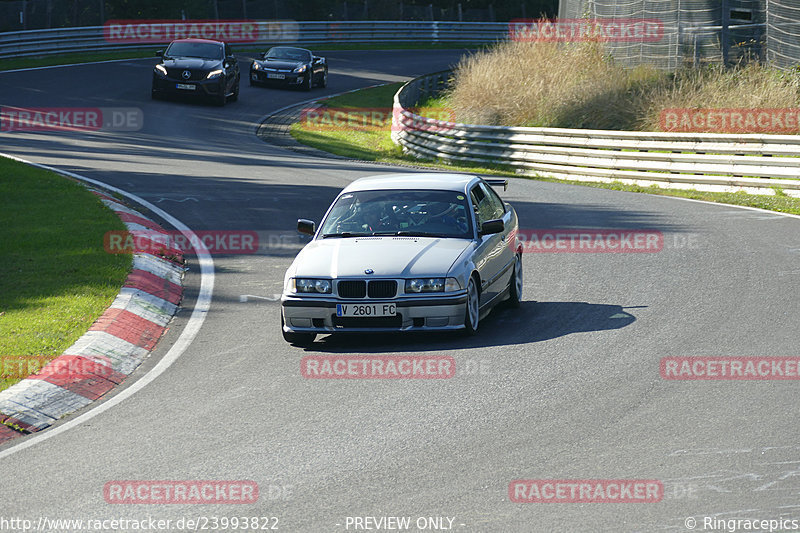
[280, 173, 522, 345]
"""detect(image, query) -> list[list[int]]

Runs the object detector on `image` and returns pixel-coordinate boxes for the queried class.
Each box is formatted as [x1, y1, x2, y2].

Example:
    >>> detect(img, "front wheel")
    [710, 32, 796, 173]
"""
[303, 72, 312, 91]
[463, 276, 480, 335]
[319, 68, 328, 88]
[230, 79, 239, 102]
[506, 253, 522, 308]
[281, 315, 315, 346]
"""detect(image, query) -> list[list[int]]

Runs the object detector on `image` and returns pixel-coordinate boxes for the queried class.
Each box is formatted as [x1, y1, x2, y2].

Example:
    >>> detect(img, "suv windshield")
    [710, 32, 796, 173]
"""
[264, 47, 311, 62]
[166, 41, 223, 60]
[320, 189, 472, 238]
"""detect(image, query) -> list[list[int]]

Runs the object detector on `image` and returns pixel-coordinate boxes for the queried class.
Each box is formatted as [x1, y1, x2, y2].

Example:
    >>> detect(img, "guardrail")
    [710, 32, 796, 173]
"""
[0, 21, 507, 59]
[392, 71, 800, 194]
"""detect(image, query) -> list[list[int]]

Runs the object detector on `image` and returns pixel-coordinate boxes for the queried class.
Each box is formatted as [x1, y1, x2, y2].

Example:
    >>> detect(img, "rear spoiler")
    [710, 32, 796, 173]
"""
[484, 178, 508, 191]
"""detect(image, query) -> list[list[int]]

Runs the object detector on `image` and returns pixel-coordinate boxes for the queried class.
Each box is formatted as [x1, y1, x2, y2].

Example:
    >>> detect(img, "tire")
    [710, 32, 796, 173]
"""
[506, 253, 522, 308]
[463, 276, 480, 335]
[214, 91, 226, 106]
[281, 314, 316, 346]
[320, 68, 328, 88]
[151, 89, 159, 100]
[303, 71, 312, 91]
[230, 78, 239, 102]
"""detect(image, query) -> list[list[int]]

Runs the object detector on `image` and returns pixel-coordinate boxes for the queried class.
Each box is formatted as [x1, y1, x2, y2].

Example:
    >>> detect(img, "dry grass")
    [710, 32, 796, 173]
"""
[445, 39, 800, 132]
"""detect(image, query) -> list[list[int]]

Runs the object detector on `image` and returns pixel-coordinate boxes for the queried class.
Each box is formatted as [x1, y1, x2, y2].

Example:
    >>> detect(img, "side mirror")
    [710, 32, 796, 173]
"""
[479, 219, 504, 236]
[297, 219, 316, 236]
[155, 50, 163, 57]
[261, 52, 267, 59]
[223, 60, 231, 69]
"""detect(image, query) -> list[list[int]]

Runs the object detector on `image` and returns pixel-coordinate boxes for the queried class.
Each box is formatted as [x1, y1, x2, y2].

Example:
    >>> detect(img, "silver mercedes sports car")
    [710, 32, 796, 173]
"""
[280, 173, 522, 345]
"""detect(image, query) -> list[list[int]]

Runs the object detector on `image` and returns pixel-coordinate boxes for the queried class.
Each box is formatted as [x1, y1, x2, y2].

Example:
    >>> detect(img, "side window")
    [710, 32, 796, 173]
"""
[480, 182, 505, 219]
[470, 184, 494, 228]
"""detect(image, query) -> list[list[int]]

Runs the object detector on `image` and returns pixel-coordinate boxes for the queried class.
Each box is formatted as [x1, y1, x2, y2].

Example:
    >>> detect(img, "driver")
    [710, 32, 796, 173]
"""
[361, 203, 391, 232]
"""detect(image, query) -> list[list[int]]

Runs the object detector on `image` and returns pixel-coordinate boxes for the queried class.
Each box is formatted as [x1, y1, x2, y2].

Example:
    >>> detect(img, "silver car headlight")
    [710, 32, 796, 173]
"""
[206, 69, 224, 79]
[291, 278, 332, 294]
[405, 278, 460, 293]
[293, 64, 307, 73]
[252, 62, 261, 70]
[154, 64, 167, 76]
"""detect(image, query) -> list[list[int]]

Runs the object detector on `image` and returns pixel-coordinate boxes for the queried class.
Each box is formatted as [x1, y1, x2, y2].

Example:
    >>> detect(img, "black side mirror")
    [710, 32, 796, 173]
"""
[297, 219, 316, 236]
[479, 219, 504, 236]
[155, 50, 163, 57]
[261, 52, 267, 59]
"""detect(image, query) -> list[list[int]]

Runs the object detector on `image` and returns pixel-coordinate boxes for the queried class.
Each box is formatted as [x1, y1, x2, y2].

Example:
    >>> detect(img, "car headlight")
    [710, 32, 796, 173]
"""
[252, 62, 260, 70]
[291, 278, 332, 294]
[154, 64, 167, 76]
[293, 64, 307, 73]
[206, 69, 224, 79]
[405, 278, 460, 293]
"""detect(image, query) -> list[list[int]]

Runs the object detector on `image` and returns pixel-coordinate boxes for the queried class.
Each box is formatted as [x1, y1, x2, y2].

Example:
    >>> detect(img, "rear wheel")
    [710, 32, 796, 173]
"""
[281, 315, 316, 346]
[463, 276, 480, 335]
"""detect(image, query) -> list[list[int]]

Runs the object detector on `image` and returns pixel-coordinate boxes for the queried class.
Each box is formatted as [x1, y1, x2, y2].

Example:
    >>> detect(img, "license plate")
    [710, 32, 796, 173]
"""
[336, 303, 396, 317]
[267, 73, 285, 80]
[176, 83, 196, 90]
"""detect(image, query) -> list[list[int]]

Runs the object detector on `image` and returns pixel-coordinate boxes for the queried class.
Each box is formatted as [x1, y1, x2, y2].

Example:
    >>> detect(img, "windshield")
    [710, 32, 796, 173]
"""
[264, 47, 312, 62]
[165, 41, 223, 60]
[320, 189, 472, 239]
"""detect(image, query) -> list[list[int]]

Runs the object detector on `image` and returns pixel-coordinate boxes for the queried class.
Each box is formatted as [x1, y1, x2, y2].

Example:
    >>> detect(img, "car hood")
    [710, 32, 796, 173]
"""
[258, 59, 303, 70]
[162, 57, 221, 70]
[293, 237, 472, 278]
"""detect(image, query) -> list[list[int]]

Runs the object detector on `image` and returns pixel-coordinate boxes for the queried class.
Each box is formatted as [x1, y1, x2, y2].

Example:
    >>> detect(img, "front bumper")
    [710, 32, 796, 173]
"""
[281, 293, 468, 333]
[152, 75, 225, 97]
[250, 69, 307, 87]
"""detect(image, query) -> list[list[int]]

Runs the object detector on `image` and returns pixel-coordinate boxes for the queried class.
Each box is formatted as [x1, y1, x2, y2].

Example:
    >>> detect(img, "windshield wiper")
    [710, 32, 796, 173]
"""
[394, 231, 443, 237]
[321, 232, 369, 238]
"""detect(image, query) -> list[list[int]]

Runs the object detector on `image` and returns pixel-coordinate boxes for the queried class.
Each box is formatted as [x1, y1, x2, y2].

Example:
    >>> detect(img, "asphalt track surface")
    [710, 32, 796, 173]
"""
[1, 50, 800, 532]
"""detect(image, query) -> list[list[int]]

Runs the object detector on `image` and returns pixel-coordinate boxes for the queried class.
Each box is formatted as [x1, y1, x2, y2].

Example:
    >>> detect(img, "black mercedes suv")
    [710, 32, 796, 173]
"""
[151, 39, 240, 106]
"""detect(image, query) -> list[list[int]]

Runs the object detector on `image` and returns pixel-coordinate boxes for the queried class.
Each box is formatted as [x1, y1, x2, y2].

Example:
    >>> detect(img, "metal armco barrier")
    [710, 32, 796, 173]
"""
[392, 71, 800, 193]
[0, 21, 508, 59]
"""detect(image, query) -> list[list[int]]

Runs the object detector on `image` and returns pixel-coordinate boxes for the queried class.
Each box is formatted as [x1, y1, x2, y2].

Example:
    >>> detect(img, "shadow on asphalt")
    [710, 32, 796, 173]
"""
[298, 301, 641, 352]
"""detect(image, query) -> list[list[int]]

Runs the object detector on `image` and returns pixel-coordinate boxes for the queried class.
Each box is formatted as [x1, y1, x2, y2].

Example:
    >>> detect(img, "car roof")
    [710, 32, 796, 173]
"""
[170, 38, 223, 45]
[266, 46, 312, 53]
[342, 173, 480, 194]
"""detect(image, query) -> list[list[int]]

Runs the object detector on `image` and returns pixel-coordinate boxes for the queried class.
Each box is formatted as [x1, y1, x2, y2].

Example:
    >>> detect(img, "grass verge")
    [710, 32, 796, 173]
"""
[0, 157, 131, 392]
[290, 83, 800, 215]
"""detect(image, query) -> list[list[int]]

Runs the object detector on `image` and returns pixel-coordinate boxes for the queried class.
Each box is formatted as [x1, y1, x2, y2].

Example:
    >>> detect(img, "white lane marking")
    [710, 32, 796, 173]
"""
[239, 294, 281, 302]
[155, 197, 199, 203]
[0, 152, 215, 460]
[0, 57, 154, 74]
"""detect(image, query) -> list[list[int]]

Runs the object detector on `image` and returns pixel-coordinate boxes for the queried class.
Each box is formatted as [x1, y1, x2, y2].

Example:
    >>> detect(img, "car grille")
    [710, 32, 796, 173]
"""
[368, 280, 397, 298]
[337, 280, 397, 299]
[333, 315, 403, 328]
[167, 68, 204, 81]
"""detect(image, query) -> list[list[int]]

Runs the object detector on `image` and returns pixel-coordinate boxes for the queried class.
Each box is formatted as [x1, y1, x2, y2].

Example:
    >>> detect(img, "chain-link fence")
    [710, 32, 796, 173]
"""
[558, 0, 767, 69]
[766, 0, 800, 69]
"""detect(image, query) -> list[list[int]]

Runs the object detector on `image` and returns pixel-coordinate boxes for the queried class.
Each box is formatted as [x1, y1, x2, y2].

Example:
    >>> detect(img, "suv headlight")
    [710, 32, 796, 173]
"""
[154, 64, 167, 76]
[293, 64, 307, 73]
[206, 69, 224, 79]
[291, 278, 332, 294]
[252, 62, 260, 70]
[405, 278, 460, 293]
